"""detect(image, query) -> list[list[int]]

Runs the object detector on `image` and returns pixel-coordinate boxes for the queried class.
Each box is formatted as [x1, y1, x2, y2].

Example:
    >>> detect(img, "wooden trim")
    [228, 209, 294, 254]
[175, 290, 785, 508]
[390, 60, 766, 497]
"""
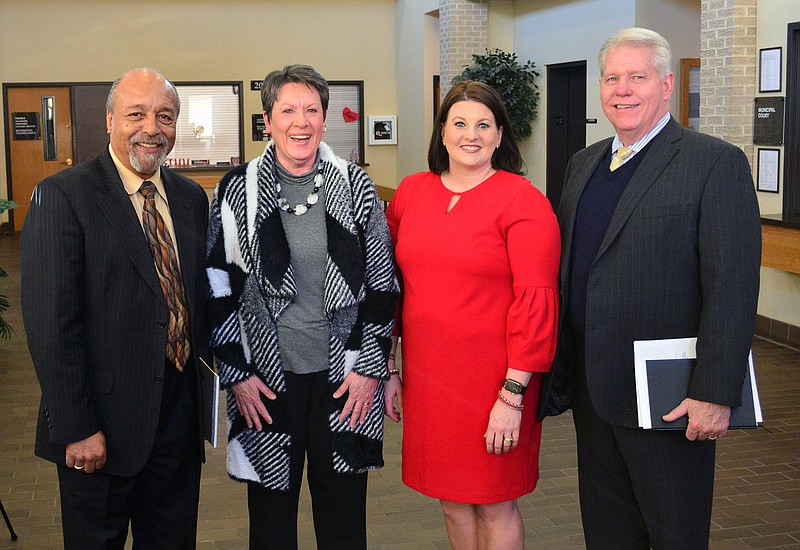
[762, 224, 800, 274]
[376, 184, 395, 205]
[679, 58, 700, 128]
[173, 168, 229, 190]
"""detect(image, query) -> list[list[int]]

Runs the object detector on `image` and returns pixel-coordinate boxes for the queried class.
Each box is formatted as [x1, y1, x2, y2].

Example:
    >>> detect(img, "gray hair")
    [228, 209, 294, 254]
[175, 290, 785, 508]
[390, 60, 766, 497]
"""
[105, 67, 180, 116]
[260, 64, 329, 120]
[599, 27, 672, 79]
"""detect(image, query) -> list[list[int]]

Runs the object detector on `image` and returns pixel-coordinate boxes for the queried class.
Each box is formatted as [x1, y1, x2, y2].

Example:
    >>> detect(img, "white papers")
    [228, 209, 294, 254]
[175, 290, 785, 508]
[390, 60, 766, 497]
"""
[634, 337, 762, 430]
[200, 357, 220, 448]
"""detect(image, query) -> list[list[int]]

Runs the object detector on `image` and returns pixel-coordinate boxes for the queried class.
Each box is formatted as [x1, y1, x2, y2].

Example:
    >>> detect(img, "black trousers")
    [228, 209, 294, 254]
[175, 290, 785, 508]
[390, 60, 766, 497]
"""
[57, 359, 201, 550]
[572, 355, 716, 550]
[247, 370, 368, 550]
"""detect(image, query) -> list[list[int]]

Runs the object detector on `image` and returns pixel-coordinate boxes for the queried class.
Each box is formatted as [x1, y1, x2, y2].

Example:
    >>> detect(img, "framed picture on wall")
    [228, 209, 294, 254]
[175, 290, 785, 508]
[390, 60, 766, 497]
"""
[759, 47, 782, 93]
[757, 148, 780, 193]
[368, 116, 397, 145]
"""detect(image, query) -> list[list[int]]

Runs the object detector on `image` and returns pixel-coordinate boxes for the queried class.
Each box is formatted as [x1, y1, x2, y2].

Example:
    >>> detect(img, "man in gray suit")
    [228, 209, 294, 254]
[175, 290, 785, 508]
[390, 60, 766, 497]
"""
[21, 68, 210, 549]
[539, 28, 761, 549]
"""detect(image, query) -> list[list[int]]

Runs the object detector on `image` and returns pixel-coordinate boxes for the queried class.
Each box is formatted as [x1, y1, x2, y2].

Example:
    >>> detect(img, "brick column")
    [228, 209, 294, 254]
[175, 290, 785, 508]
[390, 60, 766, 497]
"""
[700, 0, 757, 164]
[439, 0, 488, 100]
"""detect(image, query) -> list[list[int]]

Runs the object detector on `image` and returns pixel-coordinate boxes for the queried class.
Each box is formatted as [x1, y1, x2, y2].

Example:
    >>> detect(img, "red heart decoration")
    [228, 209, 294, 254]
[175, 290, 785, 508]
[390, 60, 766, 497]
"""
[343, 107, 359, 123]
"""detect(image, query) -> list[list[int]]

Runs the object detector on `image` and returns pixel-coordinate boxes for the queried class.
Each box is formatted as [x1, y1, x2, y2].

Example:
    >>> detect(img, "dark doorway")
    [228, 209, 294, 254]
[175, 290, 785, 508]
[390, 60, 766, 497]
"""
[784, 21, 800, 215]
[73, 83, 112, 165]
[546, 61, 587, 212]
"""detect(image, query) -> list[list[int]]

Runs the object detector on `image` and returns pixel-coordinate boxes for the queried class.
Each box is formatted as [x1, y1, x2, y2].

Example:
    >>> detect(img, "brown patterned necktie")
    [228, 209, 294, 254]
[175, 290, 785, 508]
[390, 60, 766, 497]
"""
[139, 180, 190, 371]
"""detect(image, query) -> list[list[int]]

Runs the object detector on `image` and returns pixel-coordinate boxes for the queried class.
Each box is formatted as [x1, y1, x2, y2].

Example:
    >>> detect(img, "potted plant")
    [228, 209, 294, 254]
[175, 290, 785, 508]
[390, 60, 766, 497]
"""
[454, 49, 540, 140]
[0, 198, 18, 339]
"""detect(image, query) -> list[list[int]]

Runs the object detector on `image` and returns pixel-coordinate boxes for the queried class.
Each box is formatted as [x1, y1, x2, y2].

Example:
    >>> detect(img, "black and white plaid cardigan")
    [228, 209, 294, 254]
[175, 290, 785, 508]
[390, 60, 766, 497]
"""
[206, 142, 398, 490]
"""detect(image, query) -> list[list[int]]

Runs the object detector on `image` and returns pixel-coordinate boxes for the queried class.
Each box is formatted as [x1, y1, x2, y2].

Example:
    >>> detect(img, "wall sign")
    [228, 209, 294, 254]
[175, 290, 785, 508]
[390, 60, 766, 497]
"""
[252, 114, 268, 141]
[753, 97, 785, 146]
[251, 80, 263, 91]
[12, 112, 40, 140]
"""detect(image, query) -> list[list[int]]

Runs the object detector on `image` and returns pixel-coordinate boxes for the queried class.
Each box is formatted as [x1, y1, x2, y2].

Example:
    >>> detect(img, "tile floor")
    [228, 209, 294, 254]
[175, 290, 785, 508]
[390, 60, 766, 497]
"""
[1, 233, 798, 549]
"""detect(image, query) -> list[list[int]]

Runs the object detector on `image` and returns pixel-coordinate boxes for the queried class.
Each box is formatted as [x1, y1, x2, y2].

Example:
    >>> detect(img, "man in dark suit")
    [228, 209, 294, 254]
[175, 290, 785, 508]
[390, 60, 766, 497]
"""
[539, 28, 761, 549]
[21, 68, 210, 549]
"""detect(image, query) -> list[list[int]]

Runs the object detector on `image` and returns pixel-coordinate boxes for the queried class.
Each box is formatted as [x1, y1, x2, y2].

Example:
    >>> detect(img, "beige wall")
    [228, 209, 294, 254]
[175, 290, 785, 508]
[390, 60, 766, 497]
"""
[394, 0, 439, 182]
[0, 0, 397, 215]
[755, 0, 800, 217]
[3, 0, 798, 326]
[636, 0, 701, 117]
[755, 0, 800, 327]
[512, 0, 637, 193]
[393, 0, 513, 185]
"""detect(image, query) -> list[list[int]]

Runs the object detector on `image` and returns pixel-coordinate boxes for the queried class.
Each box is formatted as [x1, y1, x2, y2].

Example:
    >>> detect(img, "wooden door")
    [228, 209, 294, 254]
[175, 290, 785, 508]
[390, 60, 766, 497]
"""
[6, 87, 73, 231]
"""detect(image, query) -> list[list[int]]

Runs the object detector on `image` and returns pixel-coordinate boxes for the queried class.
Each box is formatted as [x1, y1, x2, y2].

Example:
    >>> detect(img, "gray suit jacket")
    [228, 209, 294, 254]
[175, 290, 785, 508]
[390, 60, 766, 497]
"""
[539, 118, 761, 427]
[21, 149, 211, 476]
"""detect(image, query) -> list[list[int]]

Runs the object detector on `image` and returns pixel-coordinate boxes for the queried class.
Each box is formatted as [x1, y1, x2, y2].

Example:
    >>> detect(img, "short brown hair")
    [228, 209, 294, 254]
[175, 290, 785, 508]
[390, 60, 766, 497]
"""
[261, 64, 329, 120]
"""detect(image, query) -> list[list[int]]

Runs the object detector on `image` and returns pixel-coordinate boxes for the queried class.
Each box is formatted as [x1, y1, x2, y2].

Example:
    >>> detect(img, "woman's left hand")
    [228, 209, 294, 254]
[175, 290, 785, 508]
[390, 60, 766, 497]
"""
[384, 374, 403, 422]
[334, 372, 379, 428]
[484, 399, 522, 455]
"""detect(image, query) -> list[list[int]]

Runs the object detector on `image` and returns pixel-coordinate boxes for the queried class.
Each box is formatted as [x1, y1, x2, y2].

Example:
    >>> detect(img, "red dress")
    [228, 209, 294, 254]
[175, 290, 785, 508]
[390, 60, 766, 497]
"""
[387, 170, 560, 504]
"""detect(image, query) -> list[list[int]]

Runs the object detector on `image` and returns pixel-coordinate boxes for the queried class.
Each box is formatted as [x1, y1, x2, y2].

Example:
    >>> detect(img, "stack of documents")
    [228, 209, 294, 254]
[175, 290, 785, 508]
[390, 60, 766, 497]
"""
[634, 337, 762, 430]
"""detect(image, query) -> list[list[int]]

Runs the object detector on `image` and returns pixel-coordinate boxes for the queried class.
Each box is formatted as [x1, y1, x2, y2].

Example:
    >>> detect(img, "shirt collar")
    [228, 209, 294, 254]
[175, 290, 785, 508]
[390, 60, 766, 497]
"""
[108, 144, 168, 203]
[611, 112, 672, 156]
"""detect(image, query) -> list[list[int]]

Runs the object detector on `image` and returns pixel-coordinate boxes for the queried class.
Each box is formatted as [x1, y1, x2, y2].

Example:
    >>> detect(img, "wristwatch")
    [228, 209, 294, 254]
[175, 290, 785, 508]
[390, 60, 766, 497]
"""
[502, 378, 527, 395]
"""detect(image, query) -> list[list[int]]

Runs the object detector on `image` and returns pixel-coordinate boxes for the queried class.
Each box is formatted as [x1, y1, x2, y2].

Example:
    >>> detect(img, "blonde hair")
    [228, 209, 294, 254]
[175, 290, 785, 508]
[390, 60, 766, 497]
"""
[599, 27, 672, 79]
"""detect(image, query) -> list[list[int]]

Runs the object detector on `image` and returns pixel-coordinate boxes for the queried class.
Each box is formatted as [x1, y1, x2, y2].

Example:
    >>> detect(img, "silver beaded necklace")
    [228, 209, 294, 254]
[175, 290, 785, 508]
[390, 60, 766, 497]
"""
[276, 163, 324, 216]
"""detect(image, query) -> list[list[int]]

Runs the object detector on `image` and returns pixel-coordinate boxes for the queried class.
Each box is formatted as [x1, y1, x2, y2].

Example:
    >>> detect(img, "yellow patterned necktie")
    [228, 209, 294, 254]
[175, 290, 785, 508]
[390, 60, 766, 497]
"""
[610, 146, 633, 172]
[139, 181, 190, 371]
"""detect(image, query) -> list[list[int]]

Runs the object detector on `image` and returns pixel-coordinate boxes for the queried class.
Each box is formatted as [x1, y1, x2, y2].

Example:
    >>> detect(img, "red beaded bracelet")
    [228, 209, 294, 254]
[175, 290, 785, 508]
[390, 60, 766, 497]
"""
[497, 390, 524, 411]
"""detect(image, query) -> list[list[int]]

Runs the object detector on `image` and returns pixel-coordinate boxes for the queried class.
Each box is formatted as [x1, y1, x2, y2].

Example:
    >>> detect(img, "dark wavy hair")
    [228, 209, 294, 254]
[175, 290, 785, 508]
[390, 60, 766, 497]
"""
[261, 64, 329, 121]
[428, 80, 525, 175]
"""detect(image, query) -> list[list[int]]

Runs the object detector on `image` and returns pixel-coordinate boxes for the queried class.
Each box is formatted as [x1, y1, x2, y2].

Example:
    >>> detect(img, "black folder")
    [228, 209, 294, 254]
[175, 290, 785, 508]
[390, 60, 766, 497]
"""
[634, 338, 762, 430]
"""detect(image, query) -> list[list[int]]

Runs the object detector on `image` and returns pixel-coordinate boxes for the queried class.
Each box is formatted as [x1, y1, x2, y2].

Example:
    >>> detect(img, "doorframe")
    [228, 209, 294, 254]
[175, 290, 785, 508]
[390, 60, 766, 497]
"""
[2, 82, 76, 232]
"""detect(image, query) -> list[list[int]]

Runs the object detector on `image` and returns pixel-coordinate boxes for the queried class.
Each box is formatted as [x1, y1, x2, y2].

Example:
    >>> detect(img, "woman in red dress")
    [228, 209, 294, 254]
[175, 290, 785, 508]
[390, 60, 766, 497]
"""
[384, 81, 560, 549]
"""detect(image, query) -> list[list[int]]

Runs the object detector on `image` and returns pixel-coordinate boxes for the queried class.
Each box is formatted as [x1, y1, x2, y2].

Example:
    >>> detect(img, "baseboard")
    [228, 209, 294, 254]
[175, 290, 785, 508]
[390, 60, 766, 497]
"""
[755, 314, 800, 350]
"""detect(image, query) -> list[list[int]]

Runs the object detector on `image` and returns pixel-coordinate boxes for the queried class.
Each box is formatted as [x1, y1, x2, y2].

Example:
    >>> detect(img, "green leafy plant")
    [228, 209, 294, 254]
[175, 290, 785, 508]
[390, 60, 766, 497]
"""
[0, 198, 18, 339]
[454, 49, 540, 141]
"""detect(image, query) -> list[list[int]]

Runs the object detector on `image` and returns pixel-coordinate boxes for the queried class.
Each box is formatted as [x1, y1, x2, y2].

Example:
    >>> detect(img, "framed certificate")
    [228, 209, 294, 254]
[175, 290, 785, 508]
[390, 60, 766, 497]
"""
[757, 148, 780, 193]
[759, 47, 782, 93]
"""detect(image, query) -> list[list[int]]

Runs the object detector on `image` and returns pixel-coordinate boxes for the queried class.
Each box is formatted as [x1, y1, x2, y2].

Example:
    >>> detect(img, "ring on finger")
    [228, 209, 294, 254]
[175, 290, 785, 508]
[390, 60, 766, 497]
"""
[73, 464, 84, 470]
[709, 435, 717, 440]
[503, 437, 514, 444]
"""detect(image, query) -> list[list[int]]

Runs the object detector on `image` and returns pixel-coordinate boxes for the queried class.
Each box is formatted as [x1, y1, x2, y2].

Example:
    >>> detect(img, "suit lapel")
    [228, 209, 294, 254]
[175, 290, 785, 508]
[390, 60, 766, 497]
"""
[559, 141, 610, 288]
[595, 119, 682, 260]
[94, 150, 165, 302]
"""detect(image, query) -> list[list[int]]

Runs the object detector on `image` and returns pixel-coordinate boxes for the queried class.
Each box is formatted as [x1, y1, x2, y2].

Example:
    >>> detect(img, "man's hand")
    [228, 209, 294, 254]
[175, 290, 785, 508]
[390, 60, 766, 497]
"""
[663, 398, 731, 441]
[231, 376, 277, 431]
[65, 431, 107, 473]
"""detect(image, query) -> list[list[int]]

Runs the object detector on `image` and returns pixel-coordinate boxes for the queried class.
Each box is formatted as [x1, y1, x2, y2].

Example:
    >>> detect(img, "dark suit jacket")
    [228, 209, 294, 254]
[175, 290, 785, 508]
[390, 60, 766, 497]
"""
[539, 118, 761, 427]
[21, 148, 211, 476]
